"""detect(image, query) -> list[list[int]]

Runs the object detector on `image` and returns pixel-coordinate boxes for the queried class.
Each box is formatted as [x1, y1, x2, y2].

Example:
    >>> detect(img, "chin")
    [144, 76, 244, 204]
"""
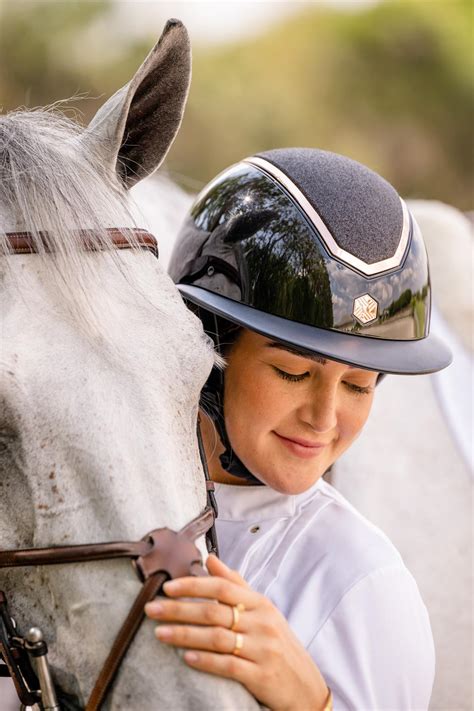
[258, 470, 322, 495]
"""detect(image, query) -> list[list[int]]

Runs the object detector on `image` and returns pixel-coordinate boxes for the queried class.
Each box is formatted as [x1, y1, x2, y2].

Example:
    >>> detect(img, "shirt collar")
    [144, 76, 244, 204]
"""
[214, 477, 324, 522]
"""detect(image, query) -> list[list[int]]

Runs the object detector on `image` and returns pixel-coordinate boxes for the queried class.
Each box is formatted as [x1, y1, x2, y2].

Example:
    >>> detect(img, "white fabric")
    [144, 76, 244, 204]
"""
[430, 305, 473, 476]
[215, 479, 435, 711]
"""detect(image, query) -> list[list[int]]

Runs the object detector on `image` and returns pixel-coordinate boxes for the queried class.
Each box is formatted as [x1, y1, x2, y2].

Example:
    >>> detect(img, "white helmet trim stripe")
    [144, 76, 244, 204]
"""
[244, 156, 411, 277]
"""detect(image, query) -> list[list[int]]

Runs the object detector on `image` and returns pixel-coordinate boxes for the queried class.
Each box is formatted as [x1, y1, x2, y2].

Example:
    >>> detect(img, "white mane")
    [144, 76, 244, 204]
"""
[0, 109, 147, 330]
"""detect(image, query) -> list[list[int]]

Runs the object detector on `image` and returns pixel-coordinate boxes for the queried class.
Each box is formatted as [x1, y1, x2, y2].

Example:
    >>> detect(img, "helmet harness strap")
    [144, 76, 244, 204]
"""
[201, 312, 263, 486]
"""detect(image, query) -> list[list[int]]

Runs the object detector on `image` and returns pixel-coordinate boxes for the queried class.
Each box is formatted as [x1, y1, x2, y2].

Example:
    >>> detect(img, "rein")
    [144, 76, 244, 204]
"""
[0, 228, 219, 710]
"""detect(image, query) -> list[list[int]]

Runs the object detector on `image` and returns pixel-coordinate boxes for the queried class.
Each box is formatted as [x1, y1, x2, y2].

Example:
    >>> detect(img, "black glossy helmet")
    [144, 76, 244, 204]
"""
[169, 148, 452, 375]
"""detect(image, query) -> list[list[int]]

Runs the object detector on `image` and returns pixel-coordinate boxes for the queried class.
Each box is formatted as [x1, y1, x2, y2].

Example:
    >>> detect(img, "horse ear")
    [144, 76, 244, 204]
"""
[83, 19, 191, 190]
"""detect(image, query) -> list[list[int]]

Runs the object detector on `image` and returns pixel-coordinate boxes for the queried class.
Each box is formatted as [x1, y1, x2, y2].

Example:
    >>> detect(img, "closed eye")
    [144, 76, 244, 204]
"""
[343, 382, 373, 395]
[272, 366, 310, 383]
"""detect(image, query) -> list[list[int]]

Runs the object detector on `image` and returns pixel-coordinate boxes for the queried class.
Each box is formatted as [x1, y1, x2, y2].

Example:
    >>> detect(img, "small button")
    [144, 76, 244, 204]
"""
[207, 266, 215, 276]
[250, 525, 260, 534]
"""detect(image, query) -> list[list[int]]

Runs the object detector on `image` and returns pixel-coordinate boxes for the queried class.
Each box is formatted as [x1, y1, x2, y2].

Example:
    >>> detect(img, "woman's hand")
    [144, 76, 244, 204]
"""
[144, 555, 329, 711]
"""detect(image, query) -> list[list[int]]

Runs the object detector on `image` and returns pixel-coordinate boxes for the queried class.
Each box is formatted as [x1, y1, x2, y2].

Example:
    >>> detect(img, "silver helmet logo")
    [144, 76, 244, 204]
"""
[353, 294, 378, 324]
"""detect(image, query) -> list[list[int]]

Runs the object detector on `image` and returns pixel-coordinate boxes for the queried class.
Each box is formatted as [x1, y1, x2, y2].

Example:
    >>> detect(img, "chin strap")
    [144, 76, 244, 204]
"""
[201, 374, 263, 486]
[202, 314, 263, 486]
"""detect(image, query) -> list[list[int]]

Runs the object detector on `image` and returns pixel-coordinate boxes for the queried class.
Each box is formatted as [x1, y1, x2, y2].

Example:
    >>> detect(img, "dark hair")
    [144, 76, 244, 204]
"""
[185, 299, 242, 356]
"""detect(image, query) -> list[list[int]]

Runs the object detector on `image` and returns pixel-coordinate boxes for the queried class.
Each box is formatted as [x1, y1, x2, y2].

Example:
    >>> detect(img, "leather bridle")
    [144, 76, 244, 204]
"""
[0, 228, 219, 710]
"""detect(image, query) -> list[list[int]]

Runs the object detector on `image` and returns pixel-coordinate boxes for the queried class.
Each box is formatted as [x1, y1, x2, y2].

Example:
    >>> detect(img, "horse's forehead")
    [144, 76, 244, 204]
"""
[1, 256, 214, 414]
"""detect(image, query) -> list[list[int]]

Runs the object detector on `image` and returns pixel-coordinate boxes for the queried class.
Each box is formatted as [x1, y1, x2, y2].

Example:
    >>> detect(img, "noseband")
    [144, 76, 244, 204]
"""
[0, 228, 219, 710]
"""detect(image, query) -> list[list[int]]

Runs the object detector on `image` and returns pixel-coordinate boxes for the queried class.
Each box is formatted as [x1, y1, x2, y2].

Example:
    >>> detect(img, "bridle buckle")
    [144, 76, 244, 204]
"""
[133, 528, 203, 584]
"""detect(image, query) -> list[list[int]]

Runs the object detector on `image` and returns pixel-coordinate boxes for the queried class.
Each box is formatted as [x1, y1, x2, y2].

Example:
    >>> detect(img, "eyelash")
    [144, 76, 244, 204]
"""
[272, 367, 373, 395]
[345, 383, 373, 396]
[273, 366, 309, 383]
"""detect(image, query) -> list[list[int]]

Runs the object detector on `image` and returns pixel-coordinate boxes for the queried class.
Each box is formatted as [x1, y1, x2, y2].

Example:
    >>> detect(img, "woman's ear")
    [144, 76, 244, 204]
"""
[82, 19, 191, 190]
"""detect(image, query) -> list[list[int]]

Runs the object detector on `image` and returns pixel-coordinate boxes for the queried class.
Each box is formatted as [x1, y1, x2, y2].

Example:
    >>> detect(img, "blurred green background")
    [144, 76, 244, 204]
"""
[0, 0, 472, 208]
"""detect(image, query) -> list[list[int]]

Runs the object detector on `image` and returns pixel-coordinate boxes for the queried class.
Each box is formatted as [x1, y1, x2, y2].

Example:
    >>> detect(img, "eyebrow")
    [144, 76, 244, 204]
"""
[264, 340, 355, 369]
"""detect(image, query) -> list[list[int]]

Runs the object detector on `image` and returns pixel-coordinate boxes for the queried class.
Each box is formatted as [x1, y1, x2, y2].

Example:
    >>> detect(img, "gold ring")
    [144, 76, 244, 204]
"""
[232, 632, 244, 656]
[322, 687, 333, 711]
[230, 602, 245, 631]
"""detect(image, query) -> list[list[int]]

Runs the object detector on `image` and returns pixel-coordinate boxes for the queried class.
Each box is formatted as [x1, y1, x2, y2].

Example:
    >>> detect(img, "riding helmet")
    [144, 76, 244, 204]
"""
[169, 148, 452, 376]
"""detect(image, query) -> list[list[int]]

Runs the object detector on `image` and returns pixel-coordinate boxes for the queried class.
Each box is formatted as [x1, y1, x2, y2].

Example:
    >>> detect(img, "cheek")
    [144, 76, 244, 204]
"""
[223, 366, 283, 440]
[338, 394, 375, 444]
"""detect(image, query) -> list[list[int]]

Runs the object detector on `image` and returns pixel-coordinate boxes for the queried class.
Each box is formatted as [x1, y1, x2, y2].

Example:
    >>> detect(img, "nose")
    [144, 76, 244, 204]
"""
[297, 381, 338, 434]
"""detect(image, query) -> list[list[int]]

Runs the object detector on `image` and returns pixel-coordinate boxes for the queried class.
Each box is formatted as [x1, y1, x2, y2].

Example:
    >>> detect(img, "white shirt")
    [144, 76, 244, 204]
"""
[215, 478, 435, 711]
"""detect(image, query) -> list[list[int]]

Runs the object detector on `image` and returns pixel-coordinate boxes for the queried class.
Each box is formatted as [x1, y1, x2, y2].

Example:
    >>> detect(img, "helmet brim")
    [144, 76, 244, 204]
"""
[178, 284, 452, 375]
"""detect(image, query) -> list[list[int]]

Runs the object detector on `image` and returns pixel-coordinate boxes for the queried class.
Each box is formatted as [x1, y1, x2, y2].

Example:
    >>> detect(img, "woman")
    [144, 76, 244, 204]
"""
[145, 149, 452, 710]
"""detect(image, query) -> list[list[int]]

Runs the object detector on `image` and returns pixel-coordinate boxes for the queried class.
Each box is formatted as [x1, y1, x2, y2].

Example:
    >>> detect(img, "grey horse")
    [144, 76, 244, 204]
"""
[0, 20, 259, 711]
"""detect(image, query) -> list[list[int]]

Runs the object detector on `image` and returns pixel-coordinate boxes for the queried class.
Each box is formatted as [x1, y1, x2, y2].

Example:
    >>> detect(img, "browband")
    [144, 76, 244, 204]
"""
[4, 227, 159, 258]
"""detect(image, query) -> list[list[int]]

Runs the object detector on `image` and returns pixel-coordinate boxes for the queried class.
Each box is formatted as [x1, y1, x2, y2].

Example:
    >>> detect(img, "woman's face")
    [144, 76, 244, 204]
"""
[221, 329, 379, 494]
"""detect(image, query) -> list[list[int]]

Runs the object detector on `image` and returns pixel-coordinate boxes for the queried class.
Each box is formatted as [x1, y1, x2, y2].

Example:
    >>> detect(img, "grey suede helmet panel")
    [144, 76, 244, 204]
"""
[255, 148, 403, 265]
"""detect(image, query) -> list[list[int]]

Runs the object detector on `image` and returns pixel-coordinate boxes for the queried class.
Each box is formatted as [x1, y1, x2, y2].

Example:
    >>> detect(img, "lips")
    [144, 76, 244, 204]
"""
[275, 433, 326, 448]
[273, 431, 328, 459]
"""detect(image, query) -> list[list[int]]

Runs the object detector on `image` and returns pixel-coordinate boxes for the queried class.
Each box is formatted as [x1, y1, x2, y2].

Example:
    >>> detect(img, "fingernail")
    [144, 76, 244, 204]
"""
[163, 580, 180, 594]
[184, 651, 199, 663]
[145, 601, 163, 616]
[155, 626, 172, 639]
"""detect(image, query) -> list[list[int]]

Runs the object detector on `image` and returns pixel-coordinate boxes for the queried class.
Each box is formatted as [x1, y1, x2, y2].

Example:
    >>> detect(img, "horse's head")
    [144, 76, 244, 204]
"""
[0, 21, 255, 709]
